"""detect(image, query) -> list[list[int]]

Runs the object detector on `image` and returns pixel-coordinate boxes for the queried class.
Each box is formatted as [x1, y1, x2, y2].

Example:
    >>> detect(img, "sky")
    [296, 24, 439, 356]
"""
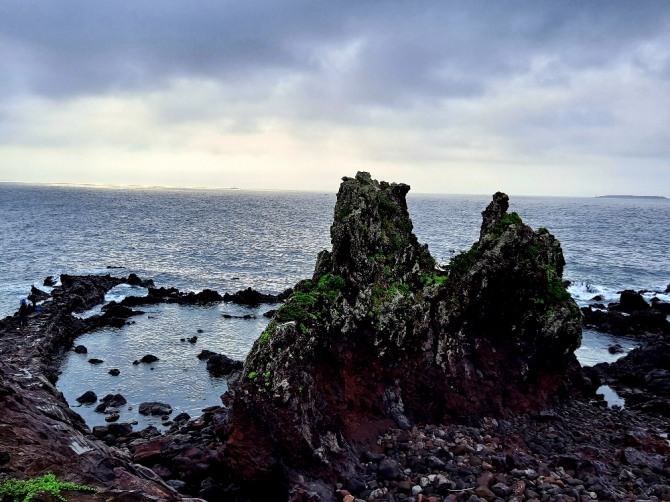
[0, 1, 669, 196]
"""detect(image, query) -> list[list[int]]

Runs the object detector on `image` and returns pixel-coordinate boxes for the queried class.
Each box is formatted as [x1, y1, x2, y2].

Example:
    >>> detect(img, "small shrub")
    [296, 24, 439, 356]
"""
[0, 473, 96, 502]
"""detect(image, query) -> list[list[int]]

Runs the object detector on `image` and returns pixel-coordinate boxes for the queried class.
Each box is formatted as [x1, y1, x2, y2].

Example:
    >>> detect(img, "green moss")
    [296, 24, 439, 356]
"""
[371, 281, 410, 306]
[316, 273, 346, 302]
[335, 204, 353, 222]
[248, 371, 257, 380]
[0, 473, 96, 502]
[447, 242, 480, 276]
[543, 264, 572, 303]
[500, 211, 522, 226]
[489, 212, 524, 238]
[421, 272, 449, 287]
[379, 195, 397, 214]
[547, 277, 571, 303]
[259, 331, 271, 344]
[276, 292, 318, 323]
[537, 227, 549, 235]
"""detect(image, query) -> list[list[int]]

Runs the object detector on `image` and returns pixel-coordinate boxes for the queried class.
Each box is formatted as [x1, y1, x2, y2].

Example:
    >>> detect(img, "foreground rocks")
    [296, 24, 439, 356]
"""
[0, 275, 189, 500]
[336, 399, 670, 501]
[218, 172, 584, 496]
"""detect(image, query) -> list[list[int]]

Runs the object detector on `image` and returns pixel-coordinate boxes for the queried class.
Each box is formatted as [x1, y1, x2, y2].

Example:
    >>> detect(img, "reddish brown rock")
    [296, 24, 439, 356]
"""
[219, 172, 583, 495]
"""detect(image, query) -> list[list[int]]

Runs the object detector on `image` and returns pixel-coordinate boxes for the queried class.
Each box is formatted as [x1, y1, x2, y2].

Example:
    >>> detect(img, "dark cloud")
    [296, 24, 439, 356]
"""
[1, 0, 669, 104]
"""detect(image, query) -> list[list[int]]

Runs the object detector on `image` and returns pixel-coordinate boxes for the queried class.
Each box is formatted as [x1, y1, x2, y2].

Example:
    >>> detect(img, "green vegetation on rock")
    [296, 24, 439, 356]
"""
[447, 242, 481, 276]
[0, 473, 96, 502]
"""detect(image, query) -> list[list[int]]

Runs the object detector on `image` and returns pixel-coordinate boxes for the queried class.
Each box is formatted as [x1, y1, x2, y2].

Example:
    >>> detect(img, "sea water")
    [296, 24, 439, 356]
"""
[1, 183, 668, 428]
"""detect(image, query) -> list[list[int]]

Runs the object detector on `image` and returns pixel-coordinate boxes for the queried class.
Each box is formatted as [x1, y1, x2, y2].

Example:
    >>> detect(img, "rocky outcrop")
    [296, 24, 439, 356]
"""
[219, 172, 583, 496]
[582, 289, 670, 338]
[587, 341, 670, 417]
[222, 287, 292, 306]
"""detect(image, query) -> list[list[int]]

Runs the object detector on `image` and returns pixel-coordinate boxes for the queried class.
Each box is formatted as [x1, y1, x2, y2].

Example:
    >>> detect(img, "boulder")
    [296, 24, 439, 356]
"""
[139, 402, 172, 416]
[197, 350, 216, 361]
[88, 358, 104, 365]
[614, 290, 649, 313]
[76, 390, 97, 404]
[43, 276, 56, 287]
[205, 353, 244, 377]
[221, 172, 583, 488]
[651, 298, 670, 315]
[74, 345, 88, 354]
[140, 354, 159, 363]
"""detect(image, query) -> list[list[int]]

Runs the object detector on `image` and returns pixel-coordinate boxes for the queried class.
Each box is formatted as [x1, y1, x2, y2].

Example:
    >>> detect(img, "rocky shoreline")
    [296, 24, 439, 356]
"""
[1, 172, 670, 501]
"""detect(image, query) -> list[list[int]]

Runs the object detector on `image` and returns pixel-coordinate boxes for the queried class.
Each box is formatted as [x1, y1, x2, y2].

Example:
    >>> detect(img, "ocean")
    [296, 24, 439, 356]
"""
[1, 182, 668, 428]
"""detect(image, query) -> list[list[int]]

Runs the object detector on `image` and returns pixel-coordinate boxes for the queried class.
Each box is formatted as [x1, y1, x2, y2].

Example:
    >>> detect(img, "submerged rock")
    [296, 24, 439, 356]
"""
[222, 172, 583, 491]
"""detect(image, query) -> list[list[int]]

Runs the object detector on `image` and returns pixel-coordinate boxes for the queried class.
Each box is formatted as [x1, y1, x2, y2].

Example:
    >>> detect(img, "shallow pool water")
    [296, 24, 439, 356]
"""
[58, 294, 270, 430]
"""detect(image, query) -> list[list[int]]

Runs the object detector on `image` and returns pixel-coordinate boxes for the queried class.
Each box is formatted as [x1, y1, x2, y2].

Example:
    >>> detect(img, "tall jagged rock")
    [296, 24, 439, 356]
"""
[220, 172, 582, 498]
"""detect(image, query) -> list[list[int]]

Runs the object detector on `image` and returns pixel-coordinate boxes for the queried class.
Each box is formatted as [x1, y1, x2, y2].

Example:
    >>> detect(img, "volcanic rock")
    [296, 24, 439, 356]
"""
[221, 172, 583, 492]
[139, 402, 173, 416]
[205, 353, 244, 377]
[76, 390, 97, 404]
[222, 287, 291, 305]
[140, 354, 159, 363]
[612, 290, 650, 313]
[73, 344, 87, 354]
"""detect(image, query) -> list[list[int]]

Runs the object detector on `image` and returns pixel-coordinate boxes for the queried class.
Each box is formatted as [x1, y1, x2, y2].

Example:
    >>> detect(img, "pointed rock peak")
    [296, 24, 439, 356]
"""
[326, 172, 433, 288]
[479, 191, 524, 243]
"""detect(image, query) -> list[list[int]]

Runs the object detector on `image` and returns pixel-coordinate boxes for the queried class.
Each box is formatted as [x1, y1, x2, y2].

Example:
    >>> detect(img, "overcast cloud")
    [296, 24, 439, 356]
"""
[1, 0, 669, 195]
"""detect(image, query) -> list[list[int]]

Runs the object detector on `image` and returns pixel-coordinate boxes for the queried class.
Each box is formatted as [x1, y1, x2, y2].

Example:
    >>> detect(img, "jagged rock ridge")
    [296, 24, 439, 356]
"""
[221, 172, 582, 496]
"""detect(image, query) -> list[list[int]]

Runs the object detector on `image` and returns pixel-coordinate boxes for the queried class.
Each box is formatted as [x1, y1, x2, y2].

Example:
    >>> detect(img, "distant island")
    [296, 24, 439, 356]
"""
[597, 195, 668, 200]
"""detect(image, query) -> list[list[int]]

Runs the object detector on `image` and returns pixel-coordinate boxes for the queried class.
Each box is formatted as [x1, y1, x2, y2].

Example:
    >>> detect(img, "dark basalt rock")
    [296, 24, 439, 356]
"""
[43, 275, 56, 287]
[126, 273, 155, 288]
[651, 297, 670, 315]
[223, 287, 292, 306]
[205, 353, 244, 377]
[590, 341, 670, 417]
[611, 290, 650, 313]
[582, 305, 670, 337]
[73, 344, 87, 354]
[197, 349, 217, 361]
[76, 390, 97, 404]
[140, 354, 159, 363]
[28, 285, 49, 304]
[221, 172, 583, 492]
[139, 402, 173, 416]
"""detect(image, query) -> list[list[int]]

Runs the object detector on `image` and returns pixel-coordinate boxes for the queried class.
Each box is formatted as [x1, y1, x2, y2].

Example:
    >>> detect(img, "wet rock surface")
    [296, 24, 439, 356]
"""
[587, 340, 670, 417]
[581, 289, 670, 338]
[219, 172, 584, 495]
[0, 274, 186, 500]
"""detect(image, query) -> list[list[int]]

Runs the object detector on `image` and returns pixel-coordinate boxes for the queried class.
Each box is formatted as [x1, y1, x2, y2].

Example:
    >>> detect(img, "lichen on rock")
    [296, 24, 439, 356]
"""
[222, 171, 583, 493]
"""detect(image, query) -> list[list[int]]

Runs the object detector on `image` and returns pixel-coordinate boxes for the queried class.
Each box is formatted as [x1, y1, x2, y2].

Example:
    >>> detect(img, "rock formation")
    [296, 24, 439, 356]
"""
[220, 172, 583, 496]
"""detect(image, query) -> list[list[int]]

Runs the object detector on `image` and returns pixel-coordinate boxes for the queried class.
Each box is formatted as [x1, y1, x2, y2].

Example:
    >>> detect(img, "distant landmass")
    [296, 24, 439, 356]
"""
[597, 195, 668, 200]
